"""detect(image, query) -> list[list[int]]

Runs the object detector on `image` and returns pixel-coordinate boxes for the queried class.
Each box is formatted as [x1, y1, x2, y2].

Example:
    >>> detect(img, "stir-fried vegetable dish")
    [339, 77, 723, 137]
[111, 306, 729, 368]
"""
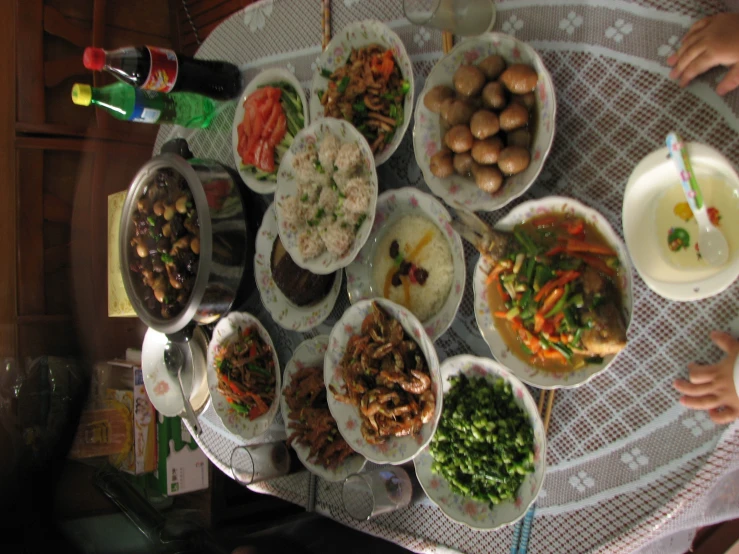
[430, 374, 535, 508]
[215, 326, 276, 420]
[237, 83, 304, 181]
[318, 45, 410, 154]
[330, 302, 435, 445]
[487, 212, 627, 371]
[284, 365, 356, 469]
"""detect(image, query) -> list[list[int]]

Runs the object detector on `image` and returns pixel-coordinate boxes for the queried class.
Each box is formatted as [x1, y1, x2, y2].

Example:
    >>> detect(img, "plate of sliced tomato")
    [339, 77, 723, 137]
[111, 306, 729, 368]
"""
[232, 68, 309, 194]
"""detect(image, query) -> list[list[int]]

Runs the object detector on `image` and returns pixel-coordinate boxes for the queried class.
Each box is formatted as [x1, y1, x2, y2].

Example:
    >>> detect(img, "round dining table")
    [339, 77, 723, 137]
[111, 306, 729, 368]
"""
[154, 1, 739, 552]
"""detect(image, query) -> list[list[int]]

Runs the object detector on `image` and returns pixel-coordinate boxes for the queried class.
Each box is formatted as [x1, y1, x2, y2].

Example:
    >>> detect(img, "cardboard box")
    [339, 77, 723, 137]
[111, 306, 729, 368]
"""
[155, 414, 209, 496]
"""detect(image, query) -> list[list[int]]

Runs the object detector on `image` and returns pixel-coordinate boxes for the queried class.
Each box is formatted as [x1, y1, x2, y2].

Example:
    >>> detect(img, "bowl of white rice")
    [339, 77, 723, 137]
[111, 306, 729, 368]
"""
[345, 188, 466, 341]
[275, 118, 378, 275]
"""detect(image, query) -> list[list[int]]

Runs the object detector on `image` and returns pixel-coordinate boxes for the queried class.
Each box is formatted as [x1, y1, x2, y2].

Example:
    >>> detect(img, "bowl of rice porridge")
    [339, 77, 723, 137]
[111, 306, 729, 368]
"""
[345, 188, 466, 341]
[275, 119, 378, 275]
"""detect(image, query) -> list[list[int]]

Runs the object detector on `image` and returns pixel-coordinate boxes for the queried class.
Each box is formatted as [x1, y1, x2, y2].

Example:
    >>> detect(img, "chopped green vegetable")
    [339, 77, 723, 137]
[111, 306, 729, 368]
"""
[160, 253, 173, 264]
[354, 213, 367, 232]
[353, 102, 366, 112]
[337, 76, 350, 93]
[320, 68, 333, 79]
[400, 80, 411, 94]
[147, 215, 157, 226]
[300, 194, 309, 202]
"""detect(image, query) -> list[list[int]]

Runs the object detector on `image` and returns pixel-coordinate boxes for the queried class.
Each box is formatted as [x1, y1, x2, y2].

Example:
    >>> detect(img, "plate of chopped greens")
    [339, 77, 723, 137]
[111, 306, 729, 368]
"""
[233, 68, 309, 194]
[414, 355, 546, 530]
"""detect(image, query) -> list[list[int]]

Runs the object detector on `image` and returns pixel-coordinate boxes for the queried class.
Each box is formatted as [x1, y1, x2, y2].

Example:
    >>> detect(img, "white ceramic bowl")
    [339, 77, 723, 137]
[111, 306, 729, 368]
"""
[345, 187, 466, 341]
[414, 355, 546, 530]
[206, 312, 281, 439]
[232, 68, 309, 194]
[255, 203, 342, 331]
[473, 196, 633, 389]
[280, 335, 367, 481]
[309, 20, 414, 166]
[623, 142, 739, 301]
[275, 118, 378, 274]
[413, 33, 556, 212]
[142, 327, 210, 417]
[324, 298, 442, 464]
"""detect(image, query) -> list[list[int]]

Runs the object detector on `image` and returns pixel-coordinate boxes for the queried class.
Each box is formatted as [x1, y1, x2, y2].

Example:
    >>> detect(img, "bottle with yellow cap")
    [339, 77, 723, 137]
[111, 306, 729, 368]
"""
[71, 82, 215, 129]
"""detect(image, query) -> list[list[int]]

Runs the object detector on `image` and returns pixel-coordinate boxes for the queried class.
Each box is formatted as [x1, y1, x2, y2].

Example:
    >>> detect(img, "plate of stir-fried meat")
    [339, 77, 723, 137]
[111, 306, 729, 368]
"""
[456, 197, 633, 389]
[325, 299, 442, 464]
[310, 20, 414, 165]
[207, 312, 281, 439]
[280, 336, 366, 481]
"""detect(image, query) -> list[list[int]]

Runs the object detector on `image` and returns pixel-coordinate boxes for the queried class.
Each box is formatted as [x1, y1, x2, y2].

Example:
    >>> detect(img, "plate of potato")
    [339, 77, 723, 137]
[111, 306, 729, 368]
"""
[413, 33, 556, 212]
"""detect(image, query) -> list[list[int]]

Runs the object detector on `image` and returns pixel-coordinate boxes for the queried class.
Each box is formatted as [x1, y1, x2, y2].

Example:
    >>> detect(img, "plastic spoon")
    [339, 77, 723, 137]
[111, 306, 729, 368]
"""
[163, 341, 202, 436]
[665, 132, 729, 266]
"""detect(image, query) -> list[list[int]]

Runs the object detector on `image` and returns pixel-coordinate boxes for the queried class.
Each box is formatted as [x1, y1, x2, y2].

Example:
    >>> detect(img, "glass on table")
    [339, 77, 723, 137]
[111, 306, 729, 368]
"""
[403, 0, 496, 36]
[342, 467, 413, 521]
[230, 442, 291, 485]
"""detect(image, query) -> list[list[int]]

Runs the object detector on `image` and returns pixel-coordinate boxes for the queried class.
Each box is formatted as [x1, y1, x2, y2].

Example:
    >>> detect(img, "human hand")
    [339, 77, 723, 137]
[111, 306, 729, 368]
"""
[667, 13, 739, 95]
[673, 331, 739, 424]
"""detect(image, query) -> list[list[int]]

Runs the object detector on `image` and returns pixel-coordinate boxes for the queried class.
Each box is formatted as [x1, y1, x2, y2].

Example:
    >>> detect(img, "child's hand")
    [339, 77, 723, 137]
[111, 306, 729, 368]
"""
[673, 331, 739, 424]
[667, 13, 739, 95]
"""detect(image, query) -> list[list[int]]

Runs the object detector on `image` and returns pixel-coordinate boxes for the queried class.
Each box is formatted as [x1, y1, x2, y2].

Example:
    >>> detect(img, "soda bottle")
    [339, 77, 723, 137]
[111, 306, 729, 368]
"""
[70, 82, 216, 129]
[83, 46, 243, 101]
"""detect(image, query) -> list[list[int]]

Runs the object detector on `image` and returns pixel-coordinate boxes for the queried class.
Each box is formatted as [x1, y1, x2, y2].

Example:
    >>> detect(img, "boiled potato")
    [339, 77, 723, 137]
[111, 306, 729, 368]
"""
[498, 146, 531, 175]
[439, 97, 455, 121]
[470, 110, 500, 140]
[423, 85, 455, 113]
[506, 129, 531, 149]
[471, 137, 503, 165]
[430, 149, 454, 178]
[511, 92, 536, 111]
[453, 65, 486, 97]
[443, 99, 475, 126]
[482, 81, 507, 110]
[445, 125, 474, 153]
[500, 64, 538, 94]
[453, 152, 474, 176]
[474, 165, 504, 194]
[499, 103, 529, 131]
[478, 55, 506, 80]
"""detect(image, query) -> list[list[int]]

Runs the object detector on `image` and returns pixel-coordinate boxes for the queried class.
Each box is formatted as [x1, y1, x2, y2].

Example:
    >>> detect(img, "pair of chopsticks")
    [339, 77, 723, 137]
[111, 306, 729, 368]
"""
[442, 31, 454, 53]
[510, 389, 555, 554]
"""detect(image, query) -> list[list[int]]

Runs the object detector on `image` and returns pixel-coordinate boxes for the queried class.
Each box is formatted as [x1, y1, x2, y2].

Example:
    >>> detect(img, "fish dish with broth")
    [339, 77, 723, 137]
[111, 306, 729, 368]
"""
[372, 215, 454, 322]
[279, 132, 372, 260]
[318, 45, 411, 154]
[453, 208, 627, 372]
[329, 301, 436, 445]
[128, 167, 200, 319]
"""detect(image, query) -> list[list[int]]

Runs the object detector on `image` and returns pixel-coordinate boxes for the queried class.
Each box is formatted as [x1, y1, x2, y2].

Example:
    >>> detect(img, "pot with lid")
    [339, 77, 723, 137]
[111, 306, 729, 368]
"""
[120, 139, 252, 336]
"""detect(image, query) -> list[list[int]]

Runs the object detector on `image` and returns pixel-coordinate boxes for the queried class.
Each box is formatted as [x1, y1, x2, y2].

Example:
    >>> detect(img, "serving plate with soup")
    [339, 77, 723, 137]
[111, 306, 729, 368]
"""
[469, 197, 633, 389]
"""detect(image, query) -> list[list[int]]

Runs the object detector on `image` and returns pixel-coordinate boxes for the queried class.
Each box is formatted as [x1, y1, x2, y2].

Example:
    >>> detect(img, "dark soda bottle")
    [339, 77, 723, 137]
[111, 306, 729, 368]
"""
[83, 46, 243, 101]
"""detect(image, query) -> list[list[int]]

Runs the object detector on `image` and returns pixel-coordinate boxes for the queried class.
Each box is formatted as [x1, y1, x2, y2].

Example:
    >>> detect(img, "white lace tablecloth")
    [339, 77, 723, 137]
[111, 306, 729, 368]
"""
[155, 1, 739, 552]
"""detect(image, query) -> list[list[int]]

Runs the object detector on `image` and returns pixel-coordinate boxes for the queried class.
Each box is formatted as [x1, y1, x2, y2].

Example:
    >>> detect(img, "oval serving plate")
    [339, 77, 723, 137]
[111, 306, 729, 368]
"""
[206, 311, 281, 439]
[345, 187, 465, 341]
[255, 203, 342, 331]
[473, 196, 633, 389]
[280, 335, 367, 481]
[414, 355, 546, 531]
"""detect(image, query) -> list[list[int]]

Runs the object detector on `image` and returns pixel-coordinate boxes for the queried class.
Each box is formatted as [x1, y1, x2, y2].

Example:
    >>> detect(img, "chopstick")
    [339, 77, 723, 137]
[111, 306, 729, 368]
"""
[510, 389, 556, 554]
[442, 31, 453, 53]
[322, 0, 331, 50]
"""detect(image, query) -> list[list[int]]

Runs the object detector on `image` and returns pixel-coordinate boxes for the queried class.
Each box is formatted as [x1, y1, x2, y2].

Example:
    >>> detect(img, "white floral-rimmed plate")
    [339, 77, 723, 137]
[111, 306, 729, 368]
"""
[413, 355, 546, 531]
[473, 196, 634, 389]
[280, 335, 367, 481]
[309, 20, 415, 166]
[325, 298, 442, 464]
[255, 203, 342, 331]
[206, 312, 281, 439]
[232, 67, 310, 195]
[275, 118, 378, 275]
[413, 33, 556, 212]
[345, 188, 465, 341]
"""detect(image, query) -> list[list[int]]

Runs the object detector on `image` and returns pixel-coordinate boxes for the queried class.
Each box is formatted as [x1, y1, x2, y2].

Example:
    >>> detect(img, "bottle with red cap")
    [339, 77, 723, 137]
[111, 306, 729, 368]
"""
[83, 46, 243, 101]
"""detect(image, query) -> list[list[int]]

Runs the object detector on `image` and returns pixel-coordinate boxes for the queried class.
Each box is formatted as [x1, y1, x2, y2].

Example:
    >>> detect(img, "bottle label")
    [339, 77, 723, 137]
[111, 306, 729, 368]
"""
[142, 46, 179, 93]
[129, 90, 162, 123]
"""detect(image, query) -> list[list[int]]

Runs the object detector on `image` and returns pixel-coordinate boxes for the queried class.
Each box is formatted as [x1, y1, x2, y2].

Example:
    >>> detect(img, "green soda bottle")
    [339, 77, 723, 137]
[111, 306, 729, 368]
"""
[71, 82, 216, 129]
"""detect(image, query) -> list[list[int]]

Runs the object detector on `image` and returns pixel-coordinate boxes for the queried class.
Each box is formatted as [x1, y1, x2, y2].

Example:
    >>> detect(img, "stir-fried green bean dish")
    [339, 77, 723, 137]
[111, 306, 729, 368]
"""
[429, 374, 535, 507]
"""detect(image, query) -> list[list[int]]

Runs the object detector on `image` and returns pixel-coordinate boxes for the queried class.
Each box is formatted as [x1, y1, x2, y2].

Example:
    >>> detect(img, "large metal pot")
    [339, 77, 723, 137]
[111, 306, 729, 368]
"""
[120, 141, 251, 336]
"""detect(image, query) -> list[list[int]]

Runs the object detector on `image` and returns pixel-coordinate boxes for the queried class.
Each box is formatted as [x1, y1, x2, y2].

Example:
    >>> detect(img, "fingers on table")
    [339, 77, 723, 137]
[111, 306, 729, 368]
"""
[673, 378, 715, 396]
[686, 362, 718, 384]
[678, 52, 718, 87]
[679, 394, 722, 410]
[708, 407, 738, 425]
[716, 65, 739, 96]
[669, 41, 707, 82]
[710, 331, 738, 354]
